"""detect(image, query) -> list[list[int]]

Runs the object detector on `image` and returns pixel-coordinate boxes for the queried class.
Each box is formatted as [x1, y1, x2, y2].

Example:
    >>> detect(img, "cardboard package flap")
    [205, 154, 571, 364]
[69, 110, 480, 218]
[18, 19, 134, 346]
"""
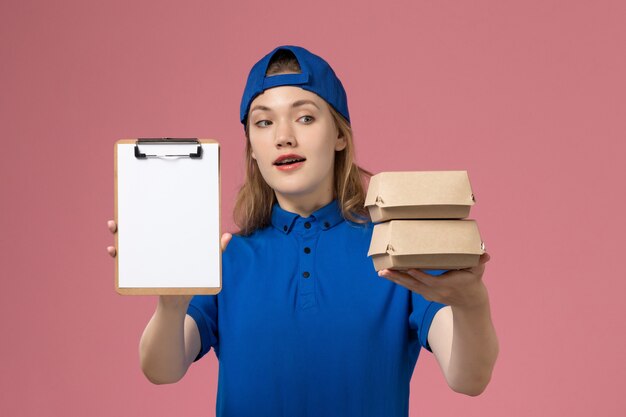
[368, 220, 485, 271]
[365, 171, 475, 222]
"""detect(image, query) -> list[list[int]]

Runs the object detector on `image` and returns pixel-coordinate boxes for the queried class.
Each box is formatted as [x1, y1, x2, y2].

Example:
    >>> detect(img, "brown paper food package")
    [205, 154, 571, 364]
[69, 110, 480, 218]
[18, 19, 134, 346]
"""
[368, 220, 485, 271]
[364, 171, 475, 222]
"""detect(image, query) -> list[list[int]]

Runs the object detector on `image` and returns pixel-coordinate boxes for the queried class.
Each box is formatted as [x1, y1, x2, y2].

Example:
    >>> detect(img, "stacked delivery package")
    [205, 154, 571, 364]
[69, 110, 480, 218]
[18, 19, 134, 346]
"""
[365, 171, 485, 273]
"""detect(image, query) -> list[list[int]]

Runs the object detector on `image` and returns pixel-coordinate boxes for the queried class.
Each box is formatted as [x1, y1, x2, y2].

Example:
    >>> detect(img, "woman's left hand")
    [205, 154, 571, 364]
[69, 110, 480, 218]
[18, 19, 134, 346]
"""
[378, 253, 491, 309]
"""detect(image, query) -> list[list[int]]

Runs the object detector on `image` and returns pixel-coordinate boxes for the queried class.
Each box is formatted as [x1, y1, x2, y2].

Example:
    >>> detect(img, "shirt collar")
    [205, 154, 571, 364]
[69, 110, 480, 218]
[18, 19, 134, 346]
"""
[271, 199, 344, 234]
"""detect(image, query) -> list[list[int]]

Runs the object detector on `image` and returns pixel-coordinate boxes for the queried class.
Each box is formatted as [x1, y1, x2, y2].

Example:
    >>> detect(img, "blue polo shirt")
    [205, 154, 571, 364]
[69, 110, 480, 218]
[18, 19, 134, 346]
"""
[187, 199, 448, 417]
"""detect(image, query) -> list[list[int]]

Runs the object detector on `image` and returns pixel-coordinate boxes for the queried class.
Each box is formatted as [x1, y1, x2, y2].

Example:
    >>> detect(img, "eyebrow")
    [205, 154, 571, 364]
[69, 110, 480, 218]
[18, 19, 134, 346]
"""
[250, 99, 320, 114]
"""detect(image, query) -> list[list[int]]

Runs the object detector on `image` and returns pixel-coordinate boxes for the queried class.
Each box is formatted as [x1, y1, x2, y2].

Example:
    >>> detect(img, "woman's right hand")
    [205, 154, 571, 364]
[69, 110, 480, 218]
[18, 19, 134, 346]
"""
[106, 219, 233, 257]
[111, 221, 230, 379]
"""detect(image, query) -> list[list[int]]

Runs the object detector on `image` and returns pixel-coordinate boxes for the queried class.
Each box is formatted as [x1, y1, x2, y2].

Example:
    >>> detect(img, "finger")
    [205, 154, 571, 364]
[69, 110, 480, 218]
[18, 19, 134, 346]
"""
[405, 269, 439, 286]
[221, 233, 233, 252]
[457, 252, 490, 273]
[379, 269, 430, 295]
[107, 246, 117, 258]
[107, 220, 117, 234]
[479, 252, 490, 264]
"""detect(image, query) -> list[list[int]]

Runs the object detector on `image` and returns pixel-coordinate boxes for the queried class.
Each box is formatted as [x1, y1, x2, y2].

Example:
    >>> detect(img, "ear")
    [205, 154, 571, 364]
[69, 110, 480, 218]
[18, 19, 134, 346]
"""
[251, 150, 256, 160]
[335, 134, 347, 152]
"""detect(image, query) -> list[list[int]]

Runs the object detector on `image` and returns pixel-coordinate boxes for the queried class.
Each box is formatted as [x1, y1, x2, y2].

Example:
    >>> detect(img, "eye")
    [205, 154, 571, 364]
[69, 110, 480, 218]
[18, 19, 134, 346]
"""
[299, 115, 315, 124]
[255, 120, 272, 127]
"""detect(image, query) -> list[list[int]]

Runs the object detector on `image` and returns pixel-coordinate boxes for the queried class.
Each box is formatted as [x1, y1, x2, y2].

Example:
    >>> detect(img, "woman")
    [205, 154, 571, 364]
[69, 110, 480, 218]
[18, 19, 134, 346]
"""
[107, 45, 498, 417]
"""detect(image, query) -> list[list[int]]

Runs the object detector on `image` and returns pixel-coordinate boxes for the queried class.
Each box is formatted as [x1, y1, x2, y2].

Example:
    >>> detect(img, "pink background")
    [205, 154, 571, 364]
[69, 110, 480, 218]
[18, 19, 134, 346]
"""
[1, 0, 625, 416]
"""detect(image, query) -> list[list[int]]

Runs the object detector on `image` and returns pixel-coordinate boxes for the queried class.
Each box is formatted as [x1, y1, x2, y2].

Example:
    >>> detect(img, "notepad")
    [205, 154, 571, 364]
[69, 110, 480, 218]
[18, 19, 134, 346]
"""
[114, 139, 221, 295]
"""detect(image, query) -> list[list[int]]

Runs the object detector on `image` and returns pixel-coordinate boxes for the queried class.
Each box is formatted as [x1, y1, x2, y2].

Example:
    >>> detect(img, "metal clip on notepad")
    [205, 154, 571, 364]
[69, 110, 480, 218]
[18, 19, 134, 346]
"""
[134, 138, 203, 159]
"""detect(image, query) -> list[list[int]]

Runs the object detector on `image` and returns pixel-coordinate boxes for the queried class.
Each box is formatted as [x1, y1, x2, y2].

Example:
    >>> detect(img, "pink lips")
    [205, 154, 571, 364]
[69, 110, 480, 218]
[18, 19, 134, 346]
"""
[273, 153, 306, 165]
[273, 153, 306, 171]
[275, 160, 305, 171]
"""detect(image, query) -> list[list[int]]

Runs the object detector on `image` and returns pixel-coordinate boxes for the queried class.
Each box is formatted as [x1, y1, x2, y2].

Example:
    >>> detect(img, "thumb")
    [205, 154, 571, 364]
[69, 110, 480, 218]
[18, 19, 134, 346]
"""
[479, 252, 491, 264]
[221, 233, 233, 252]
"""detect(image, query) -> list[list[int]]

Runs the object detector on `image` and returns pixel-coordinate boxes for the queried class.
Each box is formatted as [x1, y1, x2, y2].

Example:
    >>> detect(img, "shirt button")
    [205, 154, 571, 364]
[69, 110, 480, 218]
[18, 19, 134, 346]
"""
[283, 225, 288, 232]
[302, 271, 310, 278]
[304, 247, 311, 254]
[324, 221, 330, 228]
[304, 222, 311, 229]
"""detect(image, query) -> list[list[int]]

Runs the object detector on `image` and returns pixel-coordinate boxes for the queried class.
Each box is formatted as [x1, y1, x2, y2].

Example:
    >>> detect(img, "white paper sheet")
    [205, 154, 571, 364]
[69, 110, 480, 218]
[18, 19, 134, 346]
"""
[116, 141, 220, 289]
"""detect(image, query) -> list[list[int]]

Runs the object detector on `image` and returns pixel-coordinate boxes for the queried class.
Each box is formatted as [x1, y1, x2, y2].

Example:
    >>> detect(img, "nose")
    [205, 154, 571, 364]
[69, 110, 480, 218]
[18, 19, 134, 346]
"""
[274, 121, 297, 148]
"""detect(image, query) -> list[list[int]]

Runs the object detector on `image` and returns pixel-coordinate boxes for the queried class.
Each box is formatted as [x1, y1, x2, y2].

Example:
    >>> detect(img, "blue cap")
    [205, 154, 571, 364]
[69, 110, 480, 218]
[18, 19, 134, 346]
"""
[240, 45, 350, 128]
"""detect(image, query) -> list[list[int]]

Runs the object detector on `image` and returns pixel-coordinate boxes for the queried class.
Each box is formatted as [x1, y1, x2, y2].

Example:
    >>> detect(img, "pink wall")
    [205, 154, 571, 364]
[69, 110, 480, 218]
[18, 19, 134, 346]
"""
[2, 0, 625, 416]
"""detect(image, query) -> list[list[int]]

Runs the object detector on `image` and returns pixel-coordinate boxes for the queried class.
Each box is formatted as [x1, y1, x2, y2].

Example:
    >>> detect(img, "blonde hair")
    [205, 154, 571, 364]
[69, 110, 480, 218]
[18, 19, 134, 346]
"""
[233, 51, 372, 236]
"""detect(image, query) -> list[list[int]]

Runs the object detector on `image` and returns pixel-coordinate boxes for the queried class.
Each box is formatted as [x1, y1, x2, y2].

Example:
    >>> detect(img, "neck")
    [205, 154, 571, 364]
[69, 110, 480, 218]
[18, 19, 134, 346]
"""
[274, 190, 334, 218]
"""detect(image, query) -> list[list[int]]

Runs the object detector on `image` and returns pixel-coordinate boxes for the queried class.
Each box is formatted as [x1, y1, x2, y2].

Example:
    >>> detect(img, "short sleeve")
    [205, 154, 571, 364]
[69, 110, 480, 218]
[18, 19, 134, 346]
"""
[186, 294, 218, 362]
[409, 290, 447, 352]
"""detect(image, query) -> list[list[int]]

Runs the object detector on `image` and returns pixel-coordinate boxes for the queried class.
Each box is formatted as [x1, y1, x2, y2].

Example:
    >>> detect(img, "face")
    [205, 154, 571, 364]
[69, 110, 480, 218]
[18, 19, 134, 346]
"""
[247, 86, 346, 204]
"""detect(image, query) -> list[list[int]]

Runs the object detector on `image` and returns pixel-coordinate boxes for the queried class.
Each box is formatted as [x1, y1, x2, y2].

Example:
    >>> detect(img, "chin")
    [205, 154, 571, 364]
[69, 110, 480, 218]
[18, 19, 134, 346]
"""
[271, 181, 318, 197]
[273, 186, 311, 197]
